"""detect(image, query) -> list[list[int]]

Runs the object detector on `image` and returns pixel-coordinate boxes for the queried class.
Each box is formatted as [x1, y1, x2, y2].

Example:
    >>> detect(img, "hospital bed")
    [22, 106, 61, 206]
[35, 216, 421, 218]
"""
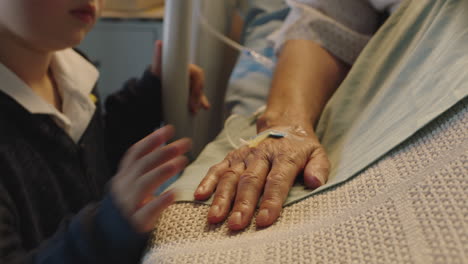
[146, 0, 468, 263]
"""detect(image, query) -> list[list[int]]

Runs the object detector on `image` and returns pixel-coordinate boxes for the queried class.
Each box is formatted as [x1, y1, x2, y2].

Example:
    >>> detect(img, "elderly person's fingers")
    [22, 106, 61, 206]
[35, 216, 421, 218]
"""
[194, 146, 250, 200]
[194, 160, 229, 201]
[207, 163, 245, 224]
[255, 156, 301, 228]
[196, 128, 327, 230]
[227, 155, 270, 230]
[303, 147, 330, 189]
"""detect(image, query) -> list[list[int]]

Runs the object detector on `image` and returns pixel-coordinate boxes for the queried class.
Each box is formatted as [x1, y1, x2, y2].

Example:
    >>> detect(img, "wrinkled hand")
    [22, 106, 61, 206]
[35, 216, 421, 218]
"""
[111, 125, 192, 233]
[151, 40, 211, 114]
[194, 126, 330, 230]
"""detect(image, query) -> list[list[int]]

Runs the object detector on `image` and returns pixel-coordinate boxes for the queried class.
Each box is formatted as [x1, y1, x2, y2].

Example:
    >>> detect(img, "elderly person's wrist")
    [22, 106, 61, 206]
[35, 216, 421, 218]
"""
[257, 110, 314, 135]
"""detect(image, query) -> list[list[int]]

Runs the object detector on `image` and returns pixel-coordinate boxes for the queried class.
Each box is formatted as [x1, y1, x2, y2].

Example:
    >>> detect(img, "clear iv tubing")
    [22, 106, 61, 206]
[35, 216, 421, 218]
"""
[223, 106, 267, 149]
[198, 14, 276, 70]
[199, 14, 275, 149]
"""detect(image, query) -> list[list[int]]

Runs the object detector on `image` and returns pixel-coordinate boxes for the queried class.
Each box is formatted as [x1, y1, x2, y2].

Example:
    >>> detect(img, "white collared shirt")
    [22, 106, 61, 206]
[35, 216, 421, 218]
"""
[0, 49, 99, 143]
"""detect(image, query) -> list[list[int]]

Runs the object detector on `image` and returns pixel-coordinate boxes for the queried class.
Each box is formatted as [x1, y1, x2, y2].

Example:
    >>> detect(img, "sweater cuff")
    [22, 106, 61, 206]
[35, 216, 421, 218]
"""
[68, 195, 149, 263]
[93, 195, 149, 264]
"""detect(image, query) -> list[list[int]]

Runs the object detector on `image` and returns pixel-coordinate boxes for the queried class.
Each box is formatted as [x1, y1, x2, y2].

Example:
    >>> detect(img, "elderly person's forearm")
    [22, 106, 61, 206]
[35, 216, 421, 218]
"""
[258, 39, 349, 133]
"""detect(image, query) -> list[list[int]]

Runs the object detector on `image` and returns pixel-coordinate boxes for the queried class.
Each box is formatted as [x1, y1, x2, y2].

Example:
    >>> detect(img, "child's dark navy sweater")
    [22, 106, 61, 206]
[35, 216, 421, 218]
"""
[0, 68, 163, 264]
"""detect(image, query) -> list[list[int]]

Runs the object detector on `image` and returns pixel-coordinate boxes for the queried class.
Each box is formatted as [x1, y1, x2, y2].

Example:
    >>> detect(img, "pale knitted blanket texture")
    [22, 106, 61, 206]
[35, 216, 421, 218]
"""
[143, 99, 467, 263]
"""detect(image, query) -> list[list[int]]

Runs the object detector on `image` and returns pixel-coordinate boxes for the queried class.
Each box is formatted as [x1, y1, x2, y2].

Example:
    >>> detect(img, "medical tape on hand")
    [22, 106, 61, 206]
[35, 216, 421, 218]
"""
[224, 111, 309, 149]
[242, 125, 309, 147]
[241, 129, 287, 148]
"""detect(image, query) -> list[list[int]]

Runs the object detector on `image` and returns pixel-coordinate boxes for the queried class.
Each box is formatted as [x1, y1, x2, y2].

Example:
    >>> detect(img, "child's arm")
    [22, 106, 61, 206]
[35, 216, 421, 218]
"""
[0, 126, 191, 264]
[0, 192, 147, 263]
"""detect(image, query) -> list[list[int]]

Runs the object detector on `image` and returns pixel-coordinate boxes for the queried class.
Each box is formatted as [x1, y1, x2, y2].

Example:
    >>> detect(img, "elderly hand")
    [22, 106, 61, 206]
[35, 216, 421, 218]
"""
[151, 40, 211, 114]
[194, 123, 330, 230]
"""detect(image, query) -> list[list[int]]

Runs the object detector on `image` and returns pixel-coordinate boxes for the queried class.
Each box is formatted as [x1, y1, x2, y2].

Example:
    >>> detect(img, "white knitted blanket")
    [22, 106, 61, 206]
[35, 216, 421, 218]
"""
[143, 98, 467, 263]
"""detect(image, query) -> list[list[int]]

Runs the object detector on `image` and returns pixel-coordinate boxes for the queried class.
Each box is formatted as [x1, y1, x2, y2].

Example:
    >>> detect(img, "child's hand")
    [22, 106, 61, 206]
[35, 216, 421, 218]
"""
[111, 125, 192, 233]
[151, 40, 211, 114]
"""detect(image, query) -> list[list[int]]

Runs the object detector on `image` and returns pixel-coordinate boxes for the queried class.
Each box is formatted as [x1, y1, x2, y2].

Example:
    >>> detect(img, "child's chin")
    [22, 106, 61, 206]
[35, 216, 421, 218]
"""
[51, 28, 90, 50]
[69, 35, 86, 48]
[43, 36, 85, 52]
[59, 32, 88, 49]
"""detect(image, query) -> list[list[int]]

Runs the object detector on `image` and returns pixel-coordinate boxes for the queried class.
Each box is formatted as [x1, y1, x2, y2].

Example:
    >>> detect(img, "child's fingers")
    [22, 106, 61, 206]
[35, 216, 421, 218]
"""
[189, 65, 204, 98]
[188, 64, 205, 113]
[118, 125, 175, 176]
[112, 137, 189, 222]
[200, 94, 211, 110]
[190, 93, 211, 114]
[132, 155, 188, 206]
[151, 40, 163, 77]
[133, 189, 177, 233]
[131, 137, 192, 180]
[137, 195, 154, 210]
[189, 64, 205, 91]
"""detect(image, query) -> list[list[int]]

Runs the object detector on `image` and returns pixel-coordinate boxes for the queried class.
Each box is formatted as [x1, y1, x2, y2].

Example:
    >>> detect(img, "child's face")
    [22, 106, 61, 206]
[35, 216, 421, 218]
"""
[0, 0, 104, 52]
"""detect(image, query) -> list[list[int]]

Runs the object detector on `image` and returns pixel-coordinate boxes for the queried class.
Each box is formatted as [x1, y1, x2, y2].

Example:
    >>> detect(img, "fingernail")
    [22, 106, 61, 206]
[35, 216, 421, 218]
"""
[307, 175, 324, 189]
[257, 209, 270, 222]
[195, 186, 204, 195]
[209, 205, 219, 217]
[230, 211, 242, 226]
[314, 175, 324, 186]
[315, 173, 325, 185]
[315, 173, 325, 187]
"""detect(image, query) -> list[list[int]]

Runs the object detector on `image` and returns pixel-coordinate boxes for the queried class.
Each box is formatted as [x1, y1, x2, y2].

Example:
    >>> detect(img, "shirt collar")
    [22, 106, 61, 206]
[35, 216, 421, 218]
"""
[0, 49, 99, 114]
[51, 49, 99, 98]
[0, 49, 99, 142]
